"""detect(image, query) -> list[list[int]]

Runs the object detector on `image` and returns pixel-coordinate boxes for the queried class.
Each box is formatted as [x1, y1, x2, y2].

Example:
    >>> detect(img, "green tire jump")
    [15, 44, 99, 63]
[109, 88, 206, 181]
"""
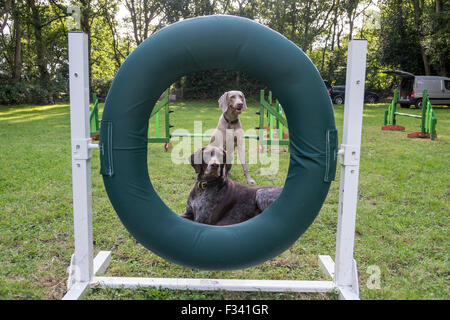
[99, 15, 338, 270]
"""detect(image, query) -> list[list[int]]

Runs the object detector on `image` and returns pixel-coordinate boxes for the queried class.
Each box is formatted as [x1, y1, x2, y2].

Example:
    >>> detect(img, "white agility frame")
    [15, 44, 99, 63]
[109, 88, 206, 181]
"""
[63, 31, 367, 300]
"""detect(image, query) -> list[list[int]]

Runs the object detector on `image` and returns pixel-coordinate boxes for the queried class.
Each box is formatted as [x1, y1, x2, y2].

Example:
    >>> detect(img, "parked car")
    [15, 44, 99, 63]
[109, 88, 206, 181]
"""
[323, 80, 332, 90]
[383, 70, 450, 108]
[329, 85, 379, 104]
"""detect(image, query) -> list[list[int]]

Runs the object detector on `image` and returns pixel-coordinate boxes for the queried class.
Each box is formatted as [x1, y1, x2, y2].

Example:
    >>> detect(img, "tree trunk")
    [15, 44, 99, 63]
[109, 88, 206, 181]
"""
[29, 1, 48, 79]
[435, 0, 447, 76]
[321, 31, 330, 72]
[102, 6, 125, 71]
[412, 0, 431, 75]
[420, 46, 431, 75]
[125, 0, 141, 45]
[11, 2, 22, 82]
[348, 18, 354, 40]
[330, 0, 339, 50]
[346, 0, 357, 41]
[125, 0, 160, 46]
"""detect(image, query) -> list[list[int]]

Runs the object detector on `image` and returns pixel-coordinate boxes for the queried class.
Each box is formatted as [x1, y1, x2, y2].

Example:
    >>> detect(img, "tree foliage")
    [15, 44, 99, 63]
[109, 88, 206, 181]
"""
[0, 0, 448, 104]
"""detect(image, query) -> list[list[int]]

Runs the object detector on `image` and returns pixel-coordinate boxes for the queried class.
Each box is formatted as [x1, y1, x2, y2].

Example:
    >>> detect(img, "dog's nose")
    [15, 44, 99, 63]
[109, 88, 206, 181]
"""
[210, 162, 219, 168]
[236, 103, 243, 108]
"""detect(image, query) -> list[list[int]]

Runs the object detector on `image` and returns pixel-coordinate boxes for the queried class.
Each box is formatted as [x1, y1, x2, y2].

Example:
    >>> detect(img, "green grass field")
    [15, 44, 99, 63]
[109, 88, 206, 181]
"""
[0, 99, 448, 300]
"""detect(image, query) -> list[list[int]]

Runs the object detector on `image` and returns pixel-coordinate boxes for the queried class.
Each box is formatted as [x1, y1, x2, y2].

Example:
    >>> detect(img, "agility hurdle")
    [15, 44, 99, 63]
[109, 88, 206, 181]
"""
[64, 29, 366, 300]
[89, 89, 173, 148]
[90, 89, 289, 151]
[150, 92, 287, 151]
[258, 89, 289, 147]
[382, 89, 437, 140]
[145, 91, 288, 151]
[147, 89, 172, 150]
[89, 93, 100, 140]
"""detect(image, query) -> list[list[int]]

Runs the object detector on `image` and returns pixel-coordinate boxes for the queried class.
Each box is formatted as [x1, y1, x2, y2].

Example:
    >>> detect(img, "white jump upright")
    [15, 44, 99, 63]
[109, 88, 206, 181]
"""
[332, 39, 367, 300]
[64, 31, 94, 300]
[64, 32, 105, 300]
[62, 32, 367, 300]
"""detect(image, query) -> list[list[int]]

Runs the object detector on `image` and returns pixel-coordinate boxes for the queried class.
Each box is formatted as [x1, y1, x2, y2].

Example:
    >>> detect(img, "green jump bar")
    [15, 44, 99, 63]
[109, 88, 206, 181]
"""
[169, 133, 289, 145]
[262, 139, 289, 146]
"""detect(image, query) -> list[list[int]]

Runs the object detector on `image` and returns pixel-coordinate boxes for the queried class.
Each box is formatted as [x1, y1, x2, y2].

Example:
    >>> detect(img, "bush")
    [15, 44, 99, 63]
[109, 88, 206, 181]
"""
[91, 78, 112, 101]
[0, 70, 264, 105]
[0, 75, 68, 105]
[182, 69, 266, 100]
[0, 78, 34, 105]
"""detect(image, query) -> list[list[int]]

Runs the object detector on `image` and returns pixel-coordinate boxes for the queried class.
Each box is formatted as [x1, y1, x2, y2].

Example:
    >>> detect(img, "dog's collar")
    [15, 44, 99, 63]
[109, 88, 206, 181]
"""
[223, 113, 239, 125]
[196, 178, 223, 191]
[197, 181, 208, 190]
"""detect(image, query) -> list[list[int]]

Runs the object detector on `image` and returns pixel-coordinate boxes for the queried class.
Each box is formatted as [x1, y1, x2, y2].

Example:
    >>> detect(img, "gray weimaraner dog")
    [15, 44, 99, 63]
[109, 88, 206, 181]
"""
[180, 146, 282, 226]
[209, 90, 256, 185]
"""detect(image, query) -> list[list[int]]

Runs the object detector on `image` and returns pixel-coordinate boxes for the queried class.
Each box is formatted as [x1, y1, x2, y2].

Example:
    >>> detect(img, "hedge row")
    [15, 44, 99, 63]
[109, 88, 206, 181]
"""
[182, 69, 266, 100]
[0, 70, 266, 105]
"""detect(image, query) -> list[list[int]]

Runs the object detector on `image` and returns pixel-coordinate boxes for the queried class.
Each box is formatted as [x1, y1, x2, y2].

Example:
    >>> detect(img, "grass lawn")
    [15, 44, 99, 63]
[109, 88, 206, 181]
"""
[0, 98, 448, 300]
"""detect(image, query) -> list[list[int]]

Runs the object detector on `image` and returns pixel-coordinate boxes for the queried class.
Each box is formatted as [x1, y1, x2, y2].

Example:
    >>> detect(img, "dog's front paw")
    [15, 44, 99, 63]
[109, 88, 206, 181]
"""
[247, 178, 256, 185]
[180, 212, 194, 220]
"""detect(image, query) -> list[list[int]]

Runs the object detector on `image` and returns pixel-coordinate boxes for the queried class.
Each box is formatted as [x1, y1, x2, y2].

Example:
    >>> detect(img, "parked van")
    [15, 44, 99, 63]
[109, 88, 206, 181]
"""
[383, 70, 450, 108]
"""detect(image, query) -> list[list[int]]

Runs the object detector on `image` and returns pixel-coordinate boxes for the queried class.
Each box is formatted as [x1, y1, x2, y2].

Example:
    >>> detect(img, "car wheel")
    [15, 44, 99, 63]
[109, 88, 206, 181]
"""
[334, 96, 344, 104]
[414, 99, 422, 109]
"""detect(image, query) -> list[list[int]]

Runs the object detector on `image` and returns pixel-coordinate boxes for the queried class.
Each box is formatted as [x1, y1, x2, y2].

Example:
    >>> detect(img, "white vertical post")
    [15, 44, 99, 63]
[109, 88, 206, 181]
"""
[335, 39, 367, 300]
[67, 31, 93, 287]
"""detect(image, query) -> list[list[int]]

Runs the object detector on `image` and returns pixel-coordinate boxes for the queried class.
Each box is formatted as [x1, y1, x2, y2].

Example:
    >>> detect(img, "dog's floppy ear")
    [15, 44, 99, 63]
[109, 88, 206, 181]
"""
[218, 91, 229, 113]
[240, 91, 247, 111]
[189, 147, 204, 174]
[224, 162, 232, 175]
[220, 148, 232, 176]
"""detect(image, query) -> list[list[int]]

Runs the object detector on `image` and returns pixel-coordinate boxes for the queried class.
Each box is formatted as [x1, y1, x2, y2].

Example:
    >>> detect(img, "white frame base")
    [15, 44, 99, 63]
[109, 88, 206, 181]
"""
[63, 251, 359, 300]
[63, 32, 366, 301]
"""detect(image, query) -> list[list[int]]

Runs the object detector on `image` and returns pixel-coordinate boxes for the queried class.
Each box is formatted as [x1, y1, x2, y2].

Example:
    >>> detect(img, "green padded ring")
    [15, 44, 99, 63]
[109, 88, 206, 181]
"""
[100, 15, 337, 270]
